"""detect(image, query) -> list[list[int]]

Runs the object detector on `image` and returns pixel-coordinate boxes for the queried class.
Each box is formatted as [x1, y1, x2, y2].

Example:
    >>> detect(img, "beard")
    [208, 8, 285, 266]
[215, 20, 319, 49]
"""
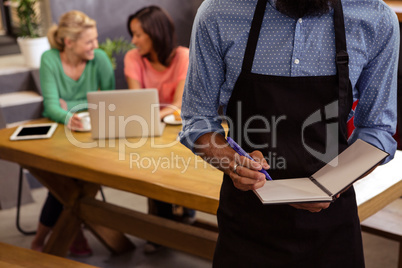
[276, 0, 337, 19]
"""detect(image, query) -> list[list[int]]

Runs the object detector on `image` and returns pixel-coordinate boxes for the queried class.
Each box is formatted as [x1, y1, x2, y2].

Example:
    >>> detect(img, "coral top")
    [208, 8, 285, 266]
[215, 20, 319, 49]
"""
[124, 46, 189, 105]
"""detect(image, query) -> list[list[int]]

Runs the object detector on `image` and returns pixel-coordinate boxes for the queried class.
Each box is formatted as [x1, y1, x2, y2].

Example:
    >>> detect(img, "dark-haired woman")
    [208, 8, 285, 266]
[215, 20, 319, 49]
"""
[124, 5, 188, 119]
[124, 6, 194, 253]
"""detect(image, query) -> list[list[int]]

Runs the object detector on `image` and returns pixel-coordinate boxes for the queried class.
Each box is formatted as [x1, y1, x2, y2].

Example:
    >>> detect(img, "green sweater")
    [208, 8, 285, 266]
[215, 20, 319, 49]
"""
[40, 48, 115, 124]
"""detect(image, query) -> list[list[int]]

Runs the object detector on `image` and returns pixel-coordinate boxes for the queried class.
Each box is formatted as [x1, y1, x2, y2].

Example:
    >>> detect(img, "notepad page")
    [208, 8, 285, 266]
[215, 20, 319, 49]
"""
[254, 178, 333, 204]
[312, 139, 388, 195]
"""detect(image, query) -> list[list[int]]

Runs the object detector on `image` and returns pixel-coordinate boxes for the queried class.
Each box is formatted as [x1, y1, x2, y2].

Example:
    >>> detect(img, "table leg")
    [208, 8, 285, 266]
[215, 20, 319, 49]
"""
[43, 207, 82, 256]
[25, 167, 134, 256]
[85, 223, 136, 254]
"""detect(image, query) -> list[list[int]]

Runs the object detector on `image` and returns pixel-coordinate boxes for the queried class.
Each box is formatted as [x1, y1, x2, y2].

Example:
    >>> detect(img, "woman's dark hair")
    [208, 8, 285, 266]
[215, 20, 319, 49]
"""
[127, 6, 177, 66]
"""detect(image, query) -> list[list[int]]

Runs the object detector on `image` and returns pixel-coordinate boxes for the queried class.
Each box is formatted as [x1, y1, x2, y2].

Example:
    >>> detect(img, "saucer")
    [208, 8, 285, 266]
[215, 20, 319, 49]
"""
[163, 114, 182, 125]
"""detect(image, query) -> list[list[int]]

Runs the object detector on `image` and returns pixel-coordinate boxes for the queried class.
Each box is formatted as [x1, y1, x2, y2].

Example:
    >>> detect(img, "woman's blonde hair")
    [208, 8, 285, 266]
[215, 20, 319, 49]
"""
[47, 10, 96, 51]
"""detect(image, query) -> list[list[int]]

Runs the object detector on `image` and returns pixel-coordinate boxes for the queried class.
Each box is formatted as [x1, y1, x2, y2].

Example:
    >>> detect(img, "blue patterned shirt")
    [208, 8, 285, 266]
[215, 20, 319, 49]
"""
[180, 0, 399, 163]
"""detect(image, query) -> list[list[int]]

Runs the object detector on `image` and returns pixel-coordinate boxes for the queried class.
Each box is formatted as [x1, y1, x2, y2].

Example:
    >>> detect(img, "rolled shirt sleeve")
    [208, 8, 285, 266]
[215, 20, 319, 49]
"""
[180, 1, 227, 152]
[349, 5, 399, 163]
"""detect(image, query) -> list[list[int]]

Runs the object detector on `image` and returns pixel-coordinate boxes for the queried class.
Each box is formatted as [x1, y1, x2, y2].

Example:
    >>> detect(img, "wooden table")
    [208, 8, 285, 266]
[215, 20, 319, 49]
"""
[0, 119, 401, 260]
[0, 119, 222, 259]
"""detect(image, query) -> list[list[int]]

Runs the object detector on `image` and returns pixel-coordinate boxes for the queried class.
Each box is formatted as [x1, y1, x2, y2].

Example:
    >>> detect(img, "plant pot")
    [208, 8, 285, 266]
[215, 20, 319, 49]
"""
[17, 37, 50, 68]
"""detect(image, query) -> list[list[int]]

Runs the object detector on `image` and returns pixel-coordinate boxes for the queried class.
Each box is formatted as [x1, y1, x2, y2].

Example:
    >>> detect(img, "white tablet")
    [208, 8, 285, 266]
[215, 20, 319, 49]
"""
[10, 123, 58, 141]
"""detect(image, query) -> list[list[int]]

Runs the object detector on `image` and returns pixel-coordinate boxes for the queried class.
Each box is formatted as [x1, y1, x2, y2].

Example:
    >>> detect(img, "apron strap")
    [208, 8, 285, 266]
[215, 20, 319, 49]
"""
[241, 0, 268, 73]
[333, 0, 351, 108]
[333, 0, 348, 55]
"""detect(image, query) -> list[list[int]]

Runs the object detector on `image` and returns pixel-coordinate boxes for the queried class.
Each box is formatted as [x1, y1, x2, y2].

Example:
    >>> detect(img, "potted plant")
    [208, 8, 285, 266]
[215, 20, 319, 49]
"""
[9, 0, 50, 68]
[99, 37, 134, 70]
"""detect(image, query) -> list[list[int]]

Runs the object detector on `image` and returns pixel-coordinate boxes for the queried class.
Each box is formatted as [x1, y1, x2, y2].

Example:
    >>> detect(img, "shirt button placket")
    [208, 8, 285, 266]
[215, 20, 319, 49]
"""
[291, 18, 303, 76]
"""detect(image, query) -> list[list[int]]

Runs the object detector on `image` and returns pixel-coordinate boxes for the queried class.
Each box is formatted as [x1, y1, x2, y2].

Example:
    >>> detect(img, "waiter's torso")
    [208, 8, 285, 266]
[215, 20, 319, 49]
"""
[213, 0, 364, 267]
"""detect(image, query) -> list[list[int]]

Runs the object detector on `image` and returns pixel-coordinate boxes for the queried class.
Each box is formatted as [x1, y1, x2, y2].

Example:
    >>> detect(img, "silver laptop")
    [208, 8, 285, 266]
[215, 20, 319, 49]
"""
[87, 89, 165, 139]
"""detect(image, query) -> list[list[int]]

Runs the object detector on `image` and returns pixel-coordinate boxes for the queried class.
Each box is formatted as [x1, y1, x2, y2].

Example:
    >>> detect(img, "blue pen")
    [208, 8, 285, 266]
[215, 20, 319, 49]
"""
[227, 137, 273, 181]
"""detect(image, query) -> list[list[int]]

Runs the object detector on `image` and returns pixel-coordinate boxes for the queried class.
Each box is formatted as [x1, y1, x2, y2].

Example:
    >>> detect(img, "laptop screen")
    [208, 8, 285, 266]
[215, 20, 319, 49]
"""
[86, 89, 165, 139]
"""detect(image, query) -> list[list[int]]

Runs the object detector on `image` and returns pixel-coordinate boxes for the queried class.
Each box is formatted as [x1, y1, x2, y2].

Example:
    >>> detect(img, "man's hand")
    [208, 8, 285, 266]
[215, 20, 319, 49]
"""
[195, 133, 270, 191]
[289, 202, 331, 213]
[229, 151, 270, 191]
[290, 193, 340, 212]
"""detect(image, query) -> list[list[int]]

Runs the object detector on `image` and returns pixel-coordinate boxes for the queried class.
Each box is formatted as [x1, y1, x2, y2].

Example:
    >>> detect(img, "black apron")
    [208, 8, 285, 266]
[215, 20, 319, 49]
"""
[213, 0, 364, 267]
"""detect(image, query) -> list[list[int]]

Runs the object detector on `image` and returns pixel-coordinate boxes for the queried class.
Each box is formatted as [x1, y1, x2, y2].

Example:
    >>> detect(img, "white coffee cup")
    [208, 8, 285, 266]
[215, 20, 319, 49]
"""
[80, 115, 91, 131]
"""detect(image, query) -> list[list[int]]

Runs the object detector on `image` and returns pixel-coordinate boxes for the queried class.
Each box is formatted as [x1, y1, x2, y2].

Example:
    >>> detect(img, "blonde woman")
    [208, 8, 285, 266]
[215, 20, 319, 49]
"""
[31, 10, 115, 256]
[41, 10, 115, 129]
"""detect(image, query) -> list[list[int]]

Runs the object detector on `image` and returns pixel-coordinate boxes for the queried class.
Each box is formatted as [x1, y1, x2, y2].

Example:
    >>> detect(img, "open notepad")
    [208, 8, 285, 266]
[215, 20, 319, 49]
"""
[254, 139, 389, 204]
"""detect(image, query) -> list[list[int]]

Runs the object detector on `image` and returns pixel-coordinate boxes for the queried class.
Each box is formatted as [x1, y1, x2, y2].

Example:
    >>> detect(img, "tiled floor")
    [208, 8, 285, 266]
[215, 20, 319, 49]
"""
[0, 185, 400, 268]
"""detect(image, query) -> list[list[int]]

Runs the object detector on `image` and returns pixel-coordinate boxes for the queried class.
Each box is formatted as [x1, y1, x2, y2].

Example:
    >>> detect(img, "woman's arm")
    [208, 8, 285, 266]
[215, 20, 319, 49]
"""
[40, 52, 72, 124]
[124, 49, 143, 90]
[126, 76, 142, 89]
[159, 79, 185, 119]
